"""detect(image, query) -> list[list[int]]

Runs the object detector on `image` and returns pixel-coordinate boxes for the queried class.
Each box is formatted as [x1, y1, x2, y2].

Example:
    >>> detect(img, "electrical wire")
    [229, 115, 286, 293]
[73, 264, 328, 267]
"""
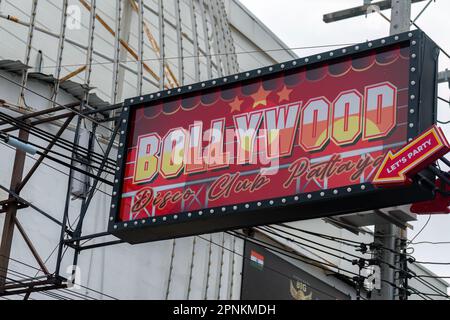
[0, 125, 116, 173]
[0, 138, 113, 271]
[0, 23, 446, 178]
[276, 223, 362, 247]
[0, 115, 117, 171]
[438, 96, 450, 104]
[408, 286, 433, 300]
[415, 275, 450, 279]
[32, 43, 359, 71]
[331, 235, 450, 300]
[260, 226, 418, 282]
[414, 261, 450, 265]
[408, 215, 432, 244]
[0, 255, 117, 300]
[272, 224, 409, 263]
[411, 0, 435, 24]
[14, 259, 118, 300]
[0, 6, 448, 301]
[32, 208, 87, 280]
[413, 276, 450, 298]
[277, 223, 414, 262]
[410, 241, 450, 245]
[0, 140, 112, 198]
[3, 1, 445, 73]
[0, 129, 116, 176]
[0, 73, 114, 133]
[259, 225, 364, 261]
[408, 286, 448, 299]
[0, 266, 66, 300]
[16, 0, 447, 81]
[243, 228, 447, 300]
[254, 226, 450, 301]
[195, 234, 354, 300]
[227, 230, 366, 279]
[0, 114, 116, 185]
[0, 111, 117, 167]
[370, 7, 450, 71]
[32, 148, 113, 185]
[1, 133, 446, 299]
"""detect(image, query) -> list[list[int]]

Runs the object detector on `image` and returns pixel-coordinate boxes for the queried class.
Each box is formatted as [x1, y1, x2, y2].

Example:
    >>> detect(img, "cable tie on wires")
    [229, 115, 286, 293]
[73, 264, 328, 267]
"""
[356, 243, 368, 254]
[398, 288, 412, 297]
[352, 276, 365, 285]
[396, 269, 413, 279]
[352, 258, 367, 269]
[369, 242, 381, 251]
[407, 257, 416, 264]
[407, 268, 417, 277]
[367, 258, 379, 266]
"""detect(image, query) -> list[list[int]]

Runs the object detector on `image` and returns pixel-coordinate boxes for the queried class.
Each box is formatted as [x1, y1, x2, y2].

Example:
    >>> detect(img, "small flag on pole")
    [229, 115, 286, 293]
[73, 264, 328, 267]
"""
[250, 250, 264, 270]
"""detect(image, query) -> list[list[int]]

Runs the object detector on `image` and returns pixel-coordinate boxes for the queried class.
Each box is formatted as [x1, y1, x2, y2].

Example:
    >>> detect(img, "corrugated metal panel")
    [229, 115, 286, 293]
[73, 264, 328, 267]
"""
[0, 59, 108, 109]
[28, 72, 109, 109]
[0, 59, 29, 73]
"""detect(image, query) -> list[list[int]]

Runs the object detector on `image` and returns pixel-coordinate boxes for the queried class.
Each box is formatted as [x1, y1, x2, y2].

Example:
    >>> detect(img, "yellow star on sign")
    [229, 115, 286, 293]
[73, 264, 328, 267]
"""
[252, 85, 270, 109]
[229, 97, 244, 113]
[278, 85, 293, 103]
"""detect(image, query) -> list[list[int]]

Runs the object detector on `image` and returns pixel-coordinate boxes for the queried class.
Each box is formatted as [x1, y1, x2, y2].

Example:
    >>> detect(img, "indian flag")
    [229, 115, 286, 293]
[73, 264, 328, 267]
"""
[250, 250, 264, 270]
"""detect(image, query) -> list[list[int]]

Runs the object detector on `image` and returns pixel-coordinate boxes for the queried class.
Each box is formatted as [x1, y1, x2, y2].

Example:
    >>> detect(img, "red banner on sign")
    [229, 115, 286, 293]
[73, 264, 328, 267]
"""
[118, 45, 411, 222]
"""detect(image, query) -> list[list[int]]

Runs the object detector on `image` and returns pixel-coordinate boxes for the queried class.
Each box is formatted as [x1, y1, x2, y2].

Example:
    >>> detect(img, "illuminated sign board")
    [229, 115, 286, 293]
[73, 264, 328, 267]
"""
[110, 30, 439, 244]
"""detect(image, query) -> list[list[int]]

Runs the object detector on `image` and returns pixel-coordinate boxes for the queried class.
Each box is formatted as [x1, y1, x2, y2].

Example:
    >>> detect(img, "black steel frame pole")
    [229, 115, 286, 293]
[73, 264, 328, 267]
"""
[0, 184, 65, 228]
[81, 103, 123, 116]
[71, 123, 119, 270]
[71, 123, 97, 269]
[54, 113, 84, 276]
[78, 239, 124, 251]
[0, 102, 80, 127]
[16, 114, 75, 193]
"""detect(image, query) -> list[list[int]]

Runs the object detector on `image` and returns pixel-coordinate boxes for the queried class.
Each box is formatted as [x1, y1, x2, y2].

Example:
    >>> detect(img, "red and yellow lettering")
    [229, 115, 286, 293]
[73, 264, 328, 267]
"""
[234, 111, 263, 164]
[205, 118, 230, 170]
[185, 122, 206, 174]
[133, 133, 161, 184]
[363, 82, 397, 140]
[264, 103, 301, 158]
[331, 90, 363, 145]
[299, 97, 330, 152]
[131, 82, 400, 185]
[160, 128, 186, 178]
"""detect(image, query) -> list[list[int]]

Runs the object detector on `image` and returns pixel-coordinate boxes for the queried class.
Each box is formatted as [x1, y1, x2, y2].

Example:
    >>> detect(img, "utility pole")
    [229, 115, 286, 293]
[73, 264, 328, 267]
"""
[375, 0, 411, 301]
[389, 0, 411, 35]
[323, 0, 426, 24]
[323, 0, 423, 300]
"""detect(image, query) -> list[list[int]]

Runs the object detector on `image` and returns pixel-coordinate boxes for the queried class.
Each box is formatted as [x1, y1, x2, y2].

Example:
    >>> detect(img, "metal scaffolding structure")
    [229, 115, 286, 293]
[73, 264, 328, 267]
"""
[0, 0, 447, 301]
[0, 0, 239, 104]
[0, 0, 239, 299]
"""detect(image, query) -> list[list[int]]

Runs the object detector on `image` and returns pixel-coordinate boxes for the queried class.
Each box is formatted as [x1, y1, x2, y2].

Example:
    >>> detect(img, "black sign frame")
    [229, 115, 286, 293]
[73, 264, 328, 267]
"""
[109, 30, 439, 244]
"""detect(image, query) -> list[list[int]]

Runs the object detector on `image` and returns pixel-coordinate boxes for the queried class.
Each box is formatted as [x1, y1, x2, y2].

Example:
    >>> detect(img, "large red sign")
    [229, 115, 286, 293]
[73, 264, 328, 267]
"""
[110, 30, 439, 243]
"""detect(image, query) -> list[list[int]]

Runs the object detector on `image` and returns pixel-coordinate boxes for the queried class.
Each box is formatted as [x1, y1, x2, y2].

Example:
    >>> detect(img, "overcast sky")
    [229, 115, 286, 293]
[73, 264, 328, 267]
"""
[240, 0, 450, 283]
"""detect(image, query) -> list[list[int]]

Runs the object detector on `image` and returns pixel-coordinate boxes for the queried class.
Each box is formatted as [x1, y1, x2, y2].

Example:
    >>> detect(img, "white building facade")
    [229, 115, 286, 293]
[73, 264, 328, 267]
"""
[0, 0, 447, 300]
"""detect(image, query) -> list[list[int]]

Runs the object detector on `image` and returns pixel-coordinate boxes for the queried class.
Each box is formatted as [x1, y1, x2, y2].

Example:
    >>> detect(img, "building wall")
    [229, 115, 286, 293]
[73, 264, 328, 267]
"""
[0, 0, 447, 300]
[0, 0, 294, 300]
[0, 0, 295, 104]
